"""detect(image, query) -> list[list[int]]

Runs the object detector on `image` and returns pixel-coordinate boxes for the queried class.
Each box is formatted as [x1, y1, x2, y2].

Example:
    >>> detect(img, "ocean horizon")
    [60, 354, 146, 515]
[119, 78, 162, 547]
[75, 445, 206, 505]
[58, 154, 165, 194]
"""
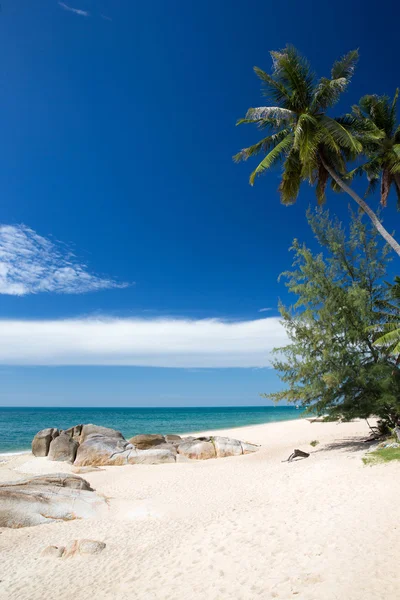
[0, 405, 302, 454]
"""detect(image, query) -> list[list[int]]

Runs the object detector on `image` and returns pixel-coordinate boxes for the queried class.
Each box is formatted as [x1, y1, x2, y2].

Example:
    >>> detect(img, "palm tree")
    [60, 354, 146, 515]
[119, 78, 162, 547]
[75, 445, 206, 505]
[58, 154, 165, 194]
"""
[350, 91, 400, 207]
[234, 46, 400, 257]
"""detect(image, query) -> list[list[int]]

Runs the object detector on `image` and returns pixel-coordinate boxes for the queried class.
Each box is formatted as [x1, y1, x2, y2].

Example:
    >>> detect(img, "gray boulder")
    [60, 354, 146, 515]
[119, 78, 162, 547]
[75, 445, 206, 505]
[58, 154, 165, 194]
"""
[31, 423, 260, 466]
[165, 434, 182, 442]
[41, 545, 66, 558]
[62, 424, 83, 442]
[63, 539, 106, 558]
[74, 434, 130, 467]
[127, 448, 176, 464]
[79, 424, 124, 443]
[241, 441, 260, 454]
[75, 539, 106, 555]
[212, 436, 243, 458]
[48, 433, 79, 463]
[6, 473, 94, 491]
[129, 434, 166, 449]
[0, 474, 106, 528]
[32, 428, 60, 457]
[178, 440, 216, 460]
[41, 539, 106, 559]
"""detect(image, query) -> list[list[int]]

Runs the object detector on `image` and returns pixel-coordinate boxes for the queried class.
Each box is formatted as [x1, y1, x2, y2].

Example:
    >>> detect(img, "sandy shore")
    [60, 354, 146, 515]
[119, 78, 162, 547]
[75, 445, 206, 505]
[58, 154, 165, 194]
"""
[1, 418, 399, 600]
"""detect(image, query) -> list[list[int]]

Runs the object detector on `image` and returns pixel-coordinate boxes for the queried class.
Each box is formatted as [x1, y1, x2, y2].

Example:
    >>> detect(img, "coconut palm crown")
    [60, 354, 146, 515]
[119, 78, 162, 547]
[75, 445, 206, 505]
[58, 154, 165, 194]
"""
[234, 45, 367, 204]
[234, 46, 400, 257]
[350, 91, 400, 206]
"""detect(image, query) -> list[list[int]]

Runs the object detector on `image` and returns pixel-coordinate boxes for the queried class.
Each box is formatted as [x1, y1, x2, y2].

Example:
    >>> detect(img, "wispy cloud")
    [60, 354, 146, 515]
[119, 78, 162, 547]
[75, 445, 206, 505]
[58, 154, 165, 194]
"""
[0, 317, 286, 368]
[259, 307, 272, 313]
[100, 14, 112, 21]
[0, 225, 128, 296]
[58, 2, 90, 17]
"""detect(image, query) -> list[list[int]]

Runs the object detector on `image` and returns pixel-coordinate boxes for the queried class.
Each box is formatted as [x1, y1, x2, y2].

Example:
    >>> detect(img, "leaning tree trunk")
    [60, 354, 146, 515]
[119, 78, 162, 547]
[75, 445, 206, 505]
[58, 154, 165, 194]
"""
[320, 156, 400, 258]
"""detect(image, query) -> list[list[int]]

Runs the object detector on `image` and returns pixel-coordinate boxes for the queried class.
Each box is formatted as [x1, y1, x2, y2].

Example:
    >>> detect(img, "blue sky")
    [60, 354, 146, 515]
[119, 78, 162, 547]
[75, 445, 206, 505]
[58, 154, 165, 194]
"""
[0, 0, 399, 406]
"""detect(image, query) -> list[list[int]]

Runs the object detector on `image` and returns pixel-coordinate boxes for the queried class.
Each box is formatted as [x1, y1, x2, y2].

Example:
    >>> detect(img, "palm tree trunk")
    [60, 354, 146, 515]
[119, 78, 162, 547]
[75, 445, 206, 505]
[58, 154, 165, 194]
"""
[320, 156, 400, 258]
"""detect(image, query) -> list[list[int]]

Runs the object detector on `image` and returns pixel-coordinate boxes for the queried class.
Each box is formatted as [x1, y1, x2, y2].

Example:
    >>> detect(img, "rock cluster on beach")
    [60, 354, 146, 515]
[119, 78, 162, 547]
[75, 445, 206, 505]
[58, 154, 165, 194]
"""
[0, 474, 107, 528]
[41, 539, 106, 558]
[31, 424, 260, 466]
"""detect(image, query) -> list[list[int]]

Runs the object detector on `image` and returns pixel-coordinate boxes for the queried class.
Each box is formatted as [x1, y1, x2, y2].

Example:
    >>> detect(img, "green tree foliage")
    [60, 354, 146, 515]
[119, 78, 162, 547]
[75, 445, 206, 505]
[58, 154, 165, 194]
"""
[234, 46, 400, 257]
[373, 277, 400, 357]
[349, 91, 400, 206]
[265, 208, 400, 426]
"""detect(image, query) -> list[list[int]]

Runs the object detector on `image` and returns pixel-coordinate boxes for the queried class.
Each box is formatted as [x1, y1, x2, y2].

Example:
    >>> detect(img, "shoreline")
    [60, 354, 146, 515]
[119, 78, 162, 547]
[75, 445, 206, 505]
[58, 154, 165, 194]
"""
[0, 450, 32, 458]
[0, 413, 305, 457]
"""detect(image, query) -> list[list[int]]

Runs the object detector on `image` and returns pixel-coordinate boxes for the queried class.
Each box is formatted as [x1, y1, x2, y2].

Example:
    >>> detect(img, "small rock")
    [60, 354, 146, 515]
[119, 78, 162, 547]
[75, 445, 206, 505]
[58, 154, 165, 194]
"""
[63, 539, 106, 558]
[41, 545, 65, 558]
[78, 539, 106, 555]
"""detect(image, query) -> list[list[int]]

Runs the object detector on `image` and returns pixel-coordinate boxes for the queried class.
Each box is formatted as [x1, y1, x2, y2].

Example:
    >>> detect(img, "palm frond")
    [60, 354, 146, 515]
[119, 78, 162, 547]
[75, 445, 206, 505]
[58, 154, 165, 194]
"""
[359, 94, 393, 135]
[394, 174, 400, 209]
[389, 144, 400, 175]
[233, 129, 291, 162]
[295, 116, 322, 182]
[312, 77, 348, 110]
[312, 50, 358, 113]
[390, 88, 399, 130]
[279, 149, 302, 204]
[253, 67, 292, 107]
[270, 46, 315, 110]
[374, 326, 400, 355]
[249, 133, 294, 185]
[366, 177, 379, 197]
[241, 106, 295, 126]
[337, 113, 383, 139]
[320, 116, 362, 155]
[331, 49, 359, 80]
[345, 158, 382, 197]
[293, 113, 318, 155]
[235, 117, 285, 130]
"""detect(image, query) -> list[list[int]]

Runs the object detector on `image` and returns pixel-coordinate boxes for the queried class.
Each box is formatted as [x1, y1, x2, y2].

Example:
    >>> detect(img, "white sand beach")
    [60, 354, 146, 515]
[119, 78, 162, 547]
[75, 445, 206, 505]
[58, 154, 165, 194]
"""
[1, 418, 399, 600]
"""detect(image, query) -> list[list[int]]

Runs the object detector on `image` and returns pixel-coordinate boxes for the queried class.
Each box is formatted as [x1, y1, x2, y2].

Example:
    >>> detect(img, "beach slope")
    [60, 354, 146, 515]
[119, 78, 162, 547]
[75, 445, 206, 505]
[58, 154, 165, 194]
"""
[0, 418, 399, 600]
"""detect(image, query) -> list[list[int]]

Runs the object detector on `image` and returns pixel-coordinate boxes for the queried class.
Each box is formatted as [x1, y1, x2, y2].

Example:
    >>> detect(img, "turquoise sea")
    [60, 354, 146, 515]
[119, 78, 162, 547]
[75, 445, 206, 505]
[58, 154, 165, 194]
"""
[0, 406, 302, 454]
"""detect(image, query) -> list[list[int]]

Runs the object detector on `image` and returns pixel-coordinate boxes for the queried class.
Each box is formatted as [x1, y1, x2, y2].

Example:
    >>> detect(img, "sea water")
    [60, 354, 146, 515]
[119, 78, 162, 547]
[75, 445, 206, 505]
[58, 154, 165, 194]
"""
[0, 406, 302, 454]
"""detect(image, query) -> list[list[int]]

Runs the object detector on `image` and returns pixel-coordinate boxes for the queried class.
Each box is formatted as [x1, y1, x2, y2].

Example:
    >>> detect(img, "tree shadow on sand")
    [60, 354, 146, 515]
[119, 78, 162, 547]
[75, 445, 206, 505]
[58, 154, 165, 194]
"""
[313, 436, 377, 454]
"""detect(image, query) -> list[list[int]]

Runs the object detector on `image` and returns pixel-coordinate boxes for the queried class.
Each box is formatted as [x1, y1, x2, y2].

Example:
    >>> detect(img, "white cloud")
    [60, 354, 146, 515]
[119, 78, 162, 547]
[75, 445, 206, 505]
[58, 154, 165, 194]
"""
[259, 307, 272, 312]
[0, 225, 128, 295]
[58, 2, 90, 17]
[0, 317, 287, 368]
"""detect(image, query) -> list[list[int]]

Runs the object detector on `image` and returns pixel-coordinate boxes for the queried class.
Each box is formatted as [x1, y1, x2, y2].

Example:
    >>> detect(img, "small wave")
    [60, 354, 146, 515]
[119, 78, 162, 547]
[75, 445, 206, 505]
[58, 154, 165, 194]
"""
[0, 450, 31, 458]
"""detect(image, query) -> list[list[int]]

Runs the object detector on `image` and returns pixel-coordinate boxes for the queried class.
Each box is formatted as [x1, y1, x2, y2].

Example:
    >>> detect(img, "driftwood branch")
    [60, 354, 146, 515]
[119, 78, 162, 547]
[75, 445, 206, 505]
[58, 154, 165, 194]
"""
[283, 449, 310, 463]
